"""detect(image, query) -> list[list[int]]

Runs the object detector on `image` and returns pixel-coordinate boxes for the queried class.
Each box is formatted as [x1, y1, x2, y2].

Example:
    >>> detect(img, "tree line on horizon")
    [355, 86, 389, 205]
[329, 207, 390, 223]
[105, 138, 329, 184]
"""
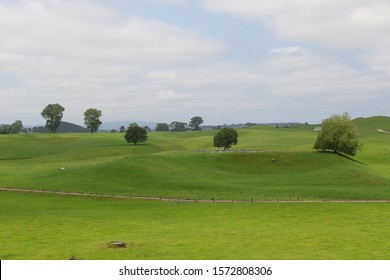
[38, 103, 205, 134]
[0, 120, 25, 134]
[1, 103, 363, 156]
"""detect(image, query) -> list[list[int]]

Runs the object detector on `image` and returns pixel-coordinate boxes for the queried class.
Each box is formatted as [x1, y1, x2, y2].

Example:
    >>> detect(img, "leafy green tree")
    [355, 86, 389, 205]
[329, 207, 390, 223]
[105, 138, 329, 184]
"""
[313, 112, 362, 156]
[213, 128, 238, 150]
[0, 124, 10, 134]
[41, 103, 65, 133]
[124, 124, 148, 145]
[84, 108, 102, 133]
[189, 116, 204, 131]
[0, 120, 24, 134]
[170, 121, 187, 132]
[9, 120, 24, 134]
[155, 122, 170, 131]
[119, 126, 126, 133]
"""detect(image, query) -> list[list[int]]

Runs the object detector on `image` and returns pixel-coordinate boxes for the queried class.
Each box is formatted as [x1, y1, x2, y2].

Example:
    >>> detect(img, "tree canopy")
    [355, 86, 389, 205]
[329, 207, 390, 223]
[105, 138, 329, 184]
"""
[189, 116, 204, 131]
[155, 122, 170, 131]
[0, 120, 24, 134]
[313, 113, 362, 156]
[40, 103, 65, 133]
[124, 124, 148, 145]
[84, 108, 102, 133]
[170, 121, 187, 132]
[213, 128, 238, 150]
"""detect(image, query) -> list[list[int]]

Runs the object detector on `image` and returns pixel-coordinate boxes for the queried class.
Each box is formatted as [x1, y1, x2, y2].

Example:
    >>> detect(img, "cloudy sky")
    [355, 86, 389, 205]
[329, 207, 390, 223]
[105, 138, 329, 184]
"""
[1, 0, 389, 126]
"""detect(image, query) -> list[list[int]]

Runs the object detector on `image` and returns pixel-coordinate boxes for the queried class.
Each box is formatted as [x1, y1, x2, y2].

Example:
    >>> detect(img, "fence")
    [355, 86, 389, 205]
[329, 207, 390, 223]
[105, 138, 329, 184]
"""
[1, 187, 389, 203]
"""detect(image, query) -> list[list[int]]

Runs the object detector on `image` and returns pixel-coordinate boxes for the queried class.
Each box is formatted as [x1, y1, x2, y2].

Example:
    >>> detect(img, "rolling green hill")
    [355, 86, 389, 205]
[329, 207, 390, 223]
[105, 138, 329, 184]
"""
[1, 116, 390, 260]
[1, 116, 389, 200]
[353, 116, 390, 134]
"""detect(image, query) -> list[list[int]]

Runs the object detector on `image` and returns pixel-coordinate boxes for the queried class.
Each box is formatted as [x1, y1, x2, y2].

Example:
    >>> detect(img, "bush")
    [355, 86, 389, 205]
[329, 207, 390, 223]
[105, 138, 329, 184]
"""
[313, 113, 362, 156]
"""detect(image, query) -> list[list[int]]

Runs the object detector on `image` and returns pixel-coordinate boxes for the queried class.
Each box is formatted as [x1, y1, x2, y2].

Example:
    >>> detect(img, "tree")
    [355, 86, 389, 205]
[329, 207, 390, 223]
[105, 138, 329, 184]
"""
[84, 108, 102, 133]
[124, 124, 148, 145]
[155, 122, 170, 131]
[213, 128, 238, 150]
[170, 121, 187, 132]
[189, 116, 204, 131]
[41, 103, 65, 133]
[9, 120, 24, 134]
[119, 126, 126, 133]
[0, 124, 10, 134]
[313, 112, 362, 156]
[0, 120, 24, 134]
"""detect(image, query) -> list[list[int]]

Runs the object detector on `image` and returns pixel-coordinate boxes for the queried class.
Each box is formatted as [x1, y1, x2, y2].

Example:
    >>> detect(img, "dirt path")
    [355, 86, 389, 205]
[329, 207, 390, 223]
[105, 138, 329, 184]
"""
[377, 129, 390, 134]
[1, 187, 389, 203]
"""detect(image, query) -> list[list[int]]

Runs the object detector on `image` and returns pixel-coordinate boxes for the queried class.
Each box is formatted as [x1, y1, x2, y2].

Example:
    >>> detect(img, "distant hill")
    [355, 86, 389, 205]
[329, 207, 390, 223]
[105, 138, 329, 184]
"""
[32, 121, 89, 133]
[100, 121, 157, 131]
[353, 116, 390, 136]
[28, 116, 388, 133]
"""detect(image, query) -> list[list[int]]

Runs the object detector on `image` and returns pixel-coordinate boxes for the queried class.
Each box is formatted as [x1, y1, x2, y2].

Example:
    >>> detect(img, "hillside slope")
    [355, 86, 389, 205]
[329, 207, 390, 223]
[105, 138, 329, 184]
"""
[32, 121, 89, 133]
[1, 118, 390, 200]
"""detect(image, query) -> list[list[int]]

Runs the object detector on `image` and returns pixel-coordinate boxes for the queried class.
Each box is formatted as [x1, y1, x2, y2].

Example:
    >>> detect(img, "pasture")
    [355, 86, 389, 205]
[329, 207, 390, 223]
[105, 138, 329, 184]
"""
[1, 191, 389, 260]
[0, 116, 389, 259]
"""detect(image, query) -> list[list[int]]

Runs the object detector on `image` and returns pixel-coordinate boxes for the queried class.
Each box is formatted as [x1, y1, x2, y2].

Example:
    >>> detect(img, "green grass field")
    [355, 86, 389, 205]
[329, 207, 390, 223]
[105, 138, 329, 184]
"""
[1, 191, 389, 260]
[1, 117, 389, 200]
[1, 116, 389, 259]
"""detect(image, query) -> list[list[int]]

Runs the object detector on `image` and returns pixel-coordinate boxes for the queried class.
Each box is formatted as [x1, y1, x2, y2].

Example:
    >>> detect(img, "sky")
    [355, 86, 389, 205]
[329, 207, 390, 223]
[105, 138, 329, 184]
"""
[1, 0, 390, 126]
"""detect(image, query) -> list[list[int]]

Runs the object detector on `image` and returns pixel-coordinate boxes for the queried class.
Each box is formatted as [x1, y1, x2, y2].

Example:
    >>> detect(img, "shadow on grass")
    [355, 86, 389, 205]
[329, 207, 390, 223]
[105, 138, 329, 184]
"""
[0, 157, 33, 161]
[97, 143, 152, 147]
[317, 150, 367, 165]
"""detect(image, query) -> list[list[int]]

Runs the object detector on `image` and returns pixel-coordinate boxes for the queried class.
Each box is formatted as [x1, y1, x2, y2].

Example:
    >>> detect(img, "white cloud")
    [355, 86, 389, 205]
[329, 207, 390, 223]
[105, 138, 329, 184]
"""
[0, 0, 225, 123]
[263, 49, 390, 99]
[269, 47, 309, 56]
[201, 0, 390, 65]
[146, 0, 189, 6]
[155, 89, 188, 100]
[0, 1, 223, 68]
[1, 0, 390, 125]
[143, 46, 390, 122]
[146, 63, 265, 88]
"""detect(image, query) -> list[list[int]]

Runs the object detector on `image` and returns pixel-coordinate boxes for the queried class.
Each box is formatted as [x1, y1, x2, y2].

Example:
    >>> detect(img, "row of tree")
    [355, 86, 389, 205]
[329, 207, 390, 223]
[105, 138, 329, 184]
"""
[0, 120, 25, 134]
[4, 103, 362, 156]
[40, 104, 102, 133]
[40, 103, 205, 133]
[155, 116, 204, 132]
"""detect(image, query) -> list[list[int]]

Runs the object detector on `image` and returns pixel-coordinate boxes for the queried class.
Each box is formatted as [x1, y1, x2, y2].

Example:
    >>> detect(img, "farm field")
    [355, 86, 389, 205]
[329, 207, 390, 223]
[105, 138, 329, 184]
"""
[0, 116, 390, 259]
[1, 191, 389, 260]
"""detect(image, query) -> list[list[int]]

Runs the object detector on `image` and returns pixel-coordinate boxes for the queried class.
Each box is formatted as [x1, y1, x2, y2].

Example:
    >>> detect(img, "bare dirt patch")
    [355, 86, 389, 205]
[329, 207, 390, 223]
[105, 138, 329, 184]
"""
[376, 129, 390, 134]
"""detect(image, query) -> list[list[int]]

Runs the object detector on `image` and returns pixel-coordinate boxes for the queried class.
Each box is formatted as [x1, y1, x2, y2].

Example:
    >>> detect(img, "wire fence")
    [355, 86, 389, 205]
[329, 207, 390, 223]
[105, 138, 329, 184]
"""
[1, 187, 390, 203]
